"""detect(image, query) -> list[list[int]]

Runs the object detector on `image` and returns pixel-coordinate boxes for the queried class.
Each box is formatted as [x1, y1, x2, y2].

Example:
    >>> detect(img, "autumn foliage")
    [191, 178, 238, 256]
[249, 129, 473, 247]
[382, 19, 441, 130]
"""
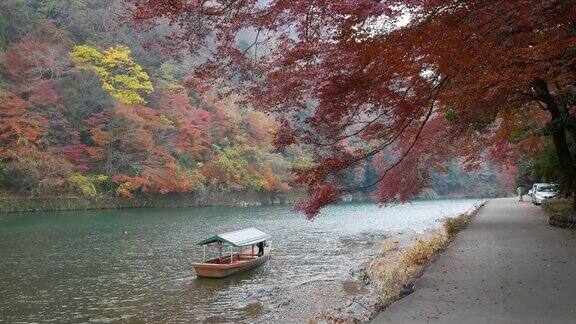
[1, 1, 567, 214]
[0, 5, 297, 200]
[128, 0, 576, 215]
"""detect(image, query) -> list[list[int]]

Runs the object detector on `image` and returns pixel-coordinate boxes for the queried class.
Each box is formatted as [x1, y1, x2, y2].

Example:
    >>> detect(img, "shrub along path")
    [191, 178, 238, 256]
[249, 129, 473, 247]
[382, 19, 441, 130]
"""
[372, 197, 576, 323]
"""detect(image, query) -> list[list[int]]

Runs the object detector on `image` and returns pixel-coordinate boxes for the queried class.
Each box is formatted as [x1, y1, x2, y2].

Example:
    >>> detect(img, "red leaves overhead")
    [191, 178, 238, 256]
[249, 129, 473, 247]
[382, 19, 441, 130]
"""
[295, 184, 342, 220]
[129, 0, 576, 217]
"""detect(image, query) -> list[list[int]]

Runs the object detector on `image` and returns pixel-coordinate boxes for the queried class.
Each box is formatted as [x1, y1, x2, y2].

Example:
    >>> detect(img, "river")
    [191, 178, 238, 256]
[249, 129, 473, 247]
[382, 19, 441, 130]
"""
[0, 199, 480, 323]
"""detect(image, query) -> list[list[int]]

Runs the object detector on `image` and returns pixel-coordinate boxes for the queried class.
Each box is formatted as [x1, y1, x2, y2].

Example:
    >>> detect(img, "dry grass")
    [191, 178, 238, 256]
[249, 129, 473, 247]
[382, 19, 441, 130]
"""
[364, 229, 450, 301]
[378, 238, 398, 254]
[399, 232, 449, 268]
[444, 213, 471, 238]
[310, 203, 484, 323]
[365, 210, 477, 310]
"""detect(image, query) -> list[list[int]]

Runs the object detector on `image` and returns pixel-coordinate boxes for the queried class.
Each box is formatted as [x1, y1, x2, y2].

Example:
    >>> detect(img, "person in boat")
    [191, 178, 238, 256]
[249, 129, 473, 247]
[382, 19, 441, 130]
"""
[257, 241, 265, 256]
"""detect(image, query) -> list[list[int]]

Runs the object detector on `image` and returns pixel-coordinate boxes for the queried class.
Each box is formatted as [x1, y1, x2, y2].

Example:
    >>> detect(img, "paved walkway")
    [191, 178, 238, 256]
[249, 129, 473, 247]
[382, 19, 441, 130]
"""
[373, 198, 576, 324]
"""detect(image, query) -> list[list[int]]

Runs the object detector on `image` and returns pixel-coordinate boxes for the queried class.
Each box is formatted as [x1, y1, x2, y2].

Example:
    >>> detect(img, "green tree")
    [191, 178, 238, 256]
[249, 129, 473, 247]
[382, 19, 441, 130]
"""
[529, 144, 567, 189]
[0, 12, 6, 49]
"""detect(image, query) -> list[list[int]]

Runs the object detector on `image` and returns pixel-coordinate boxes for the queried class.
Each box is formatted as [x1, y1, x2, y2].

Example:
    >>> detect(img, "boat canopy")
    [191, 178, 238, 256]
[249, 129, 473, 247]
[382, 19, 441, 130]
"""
[196, 228, 270, 247]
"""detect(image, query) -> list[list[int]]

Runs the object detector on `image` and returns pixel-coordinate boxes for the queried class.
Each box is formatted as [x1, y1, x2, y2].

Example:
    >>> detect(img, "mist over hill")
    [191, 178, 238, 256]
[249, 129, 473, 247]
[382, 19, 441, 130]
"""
[0, 0, 509, 205]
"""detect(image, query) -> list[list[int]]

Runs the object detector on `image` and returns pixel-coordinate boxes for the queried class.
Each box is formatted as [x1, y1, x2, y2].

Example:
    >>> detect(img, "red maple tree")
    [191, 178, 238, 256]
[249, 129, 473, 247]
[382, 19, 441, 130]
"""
[128, 0, 576, 216]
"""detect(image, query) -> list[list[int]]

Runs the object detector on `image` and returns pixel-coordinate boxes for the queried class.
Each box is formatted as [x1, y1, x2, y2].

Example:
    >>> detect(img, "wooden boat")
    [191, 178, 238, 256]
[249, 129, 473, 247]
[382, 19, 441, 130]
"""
[193, 228, 271, 278]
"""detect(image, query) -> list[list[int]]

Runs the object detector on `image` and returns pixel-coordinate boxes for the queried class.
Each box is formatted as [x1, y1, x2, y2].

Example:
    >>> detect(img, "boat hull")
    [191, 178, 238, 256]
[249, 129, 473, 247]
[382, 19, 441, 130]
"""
[193, 253, 269, 278]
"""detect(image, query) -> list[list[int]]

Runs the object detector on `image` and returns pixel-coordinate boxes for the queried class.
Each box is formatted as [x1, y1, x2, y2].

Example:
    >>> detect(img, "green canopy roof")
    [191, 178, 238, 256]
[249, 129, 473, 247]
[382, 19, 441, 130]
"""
[196, 228, 270, 247]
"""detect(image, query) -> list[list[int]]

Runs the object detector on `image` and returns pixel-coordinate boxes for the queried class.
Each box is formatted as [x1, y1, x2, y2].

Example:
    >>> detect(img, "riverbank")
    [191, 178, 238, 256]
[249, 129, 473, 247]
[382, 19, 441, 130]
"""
[372, 198, 576, 323]
[0, 191, 484, 215]
[0, 190, 306, 214]
[0, 200, 480, 323]
[310, 199, 485, 323]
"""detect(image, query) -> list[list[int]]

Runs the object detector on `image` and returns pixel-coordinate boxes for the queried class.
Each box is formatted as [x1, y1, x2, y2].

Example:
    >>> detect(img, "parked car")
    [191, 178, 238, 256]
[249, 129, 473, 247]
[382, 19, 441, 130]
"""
[531, 183, 559, 205]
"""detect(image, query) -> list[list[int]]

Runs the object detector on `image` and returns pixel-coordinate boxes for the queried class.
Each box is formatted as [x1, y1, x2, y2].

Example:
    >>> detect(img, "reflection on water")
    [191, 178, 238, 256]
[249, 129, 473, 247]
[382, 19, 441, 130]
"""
[0, 199, 479, 322]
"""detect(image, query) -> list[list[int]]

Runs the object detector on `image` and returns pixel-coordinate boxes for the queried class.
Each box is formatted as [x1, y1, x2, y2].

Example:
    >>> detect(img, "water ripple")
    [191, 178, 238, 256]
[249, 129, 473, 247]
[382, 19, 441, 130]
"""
[0, 199, 479, 322]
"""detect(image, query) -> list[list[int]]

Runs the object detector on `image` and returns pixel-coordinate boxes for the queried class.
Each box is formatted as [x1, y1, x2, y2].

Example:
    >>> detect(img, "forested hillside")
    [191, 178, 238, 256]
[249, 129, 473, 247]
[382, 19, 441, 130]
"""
[0, 1, 509, 205]
[0, 0, 304, 200]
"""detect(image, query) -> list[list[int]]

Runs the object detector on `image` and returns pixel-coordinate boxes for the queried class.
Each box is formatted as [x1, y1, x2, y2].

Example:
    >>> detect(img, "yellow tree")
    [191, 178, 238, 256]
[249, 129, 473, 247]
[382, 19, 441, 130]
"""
[71, 45, 153, 104]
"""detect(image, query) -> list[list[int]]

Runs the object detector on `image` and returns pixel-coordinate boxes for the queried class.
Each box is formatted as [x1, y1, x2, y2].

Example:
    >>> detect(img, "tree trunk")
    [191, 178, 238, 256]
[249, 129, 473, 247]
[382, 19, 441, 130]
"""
[534, 80, 576, 209]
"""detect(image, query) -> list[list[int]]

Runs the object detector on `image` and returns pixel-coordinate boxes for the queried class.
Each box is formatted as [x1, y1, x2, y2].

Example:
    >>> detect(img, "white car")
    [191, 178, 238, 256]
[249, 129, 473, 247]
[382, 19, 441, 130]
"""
[531, 183, 558, 205]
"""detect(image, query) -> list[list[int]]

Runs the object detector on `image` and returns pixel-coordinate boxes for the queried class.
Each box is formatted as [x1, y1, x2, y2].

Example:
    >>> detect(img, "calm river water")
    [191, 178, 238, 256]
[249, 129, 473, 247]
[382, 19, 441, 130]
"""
[0, 199, 479, 323]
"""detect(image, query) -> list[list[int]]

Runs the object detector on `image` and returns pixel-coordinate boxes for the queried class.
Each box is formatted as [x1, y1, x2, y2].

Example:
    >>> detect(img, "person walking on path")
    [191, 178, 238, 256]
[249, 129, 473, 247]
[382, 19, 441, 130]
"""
[517, 185, 524, 201]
